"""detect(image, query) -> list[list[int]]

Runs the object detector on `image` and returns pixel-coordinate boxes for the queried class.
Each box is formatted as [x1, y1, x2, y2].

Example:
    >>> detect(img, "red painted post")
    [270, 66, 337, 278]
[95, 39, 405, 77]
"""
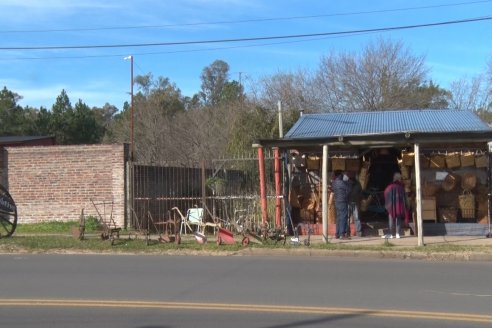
[273, 147, 282, 228]
[257, 147, 268, 226]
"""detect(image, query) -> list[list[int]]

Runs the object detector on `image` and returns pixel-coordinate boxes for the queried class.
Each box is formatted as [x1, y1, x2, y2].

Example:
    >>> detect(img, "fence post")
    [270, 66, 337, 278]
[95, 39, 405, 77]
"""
[258, 147, 268, 226]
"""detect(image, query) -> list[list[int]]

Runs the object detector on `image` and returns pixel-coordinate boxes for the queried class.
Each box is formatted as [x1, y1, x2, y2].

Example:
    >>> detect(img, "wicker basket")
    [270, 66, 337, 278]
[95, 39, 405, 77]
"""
[420, 155, 430, 168]
[460, 152, 475, 167]
[430, 154, 446, 168]
[359, 174, 369, 190]
[345, 158, 360, 172]
[445, 152, 461, 169]
[400, 165, 410, 180]
[306, 155, 320, 170]
[461, 172, 477, 191]
[475, 153, 488, 168]
[331, 157, 346, 171]
[401, 151, 415, 166]
[458, 191, 475, 219]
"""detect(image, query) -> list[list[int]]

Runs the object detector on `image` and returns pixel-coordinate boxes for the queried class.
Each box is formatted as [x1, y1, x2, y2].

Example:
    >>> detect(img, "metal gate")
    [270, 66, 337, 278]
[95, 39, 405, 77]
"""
[130, 150, 282, 232]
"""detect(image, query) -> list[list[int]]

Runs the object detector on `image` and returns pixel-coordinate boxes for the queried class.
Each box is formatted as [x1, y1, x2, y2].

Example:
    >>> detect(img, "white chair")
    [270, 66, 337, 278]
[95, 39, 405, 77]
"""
[173, 207, 220, 235]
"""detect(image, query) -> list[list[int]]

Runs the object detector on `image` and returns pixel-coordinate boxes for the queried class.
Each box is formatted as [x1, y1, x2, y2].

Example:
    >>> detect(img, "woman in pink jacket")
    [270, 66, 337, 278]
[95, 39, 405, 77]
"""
[382, 172, 409, 239]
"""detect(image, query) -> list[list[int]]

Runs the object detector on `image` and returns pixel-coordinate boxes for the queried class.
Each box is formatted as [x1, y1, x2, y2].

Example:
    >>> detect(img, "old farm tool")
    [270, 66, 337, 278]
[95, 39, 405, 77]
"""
[153, 210, 181, 245]
[90, 198, 121, 245]
[216, 226, 251, 246]
[0, 184, 17, 238]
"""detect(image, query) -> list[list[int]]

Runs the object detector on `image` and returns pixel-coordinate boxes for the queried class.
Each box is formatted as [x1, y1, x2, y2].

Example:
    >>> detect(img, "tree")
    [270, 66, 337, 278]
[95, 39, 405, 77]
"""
[448, 76, 489, 111]
[70, 100, 105, 144]
[314, 38, 433, 111]
[0, 87, 26, 135]
[199, 60, 230, 107]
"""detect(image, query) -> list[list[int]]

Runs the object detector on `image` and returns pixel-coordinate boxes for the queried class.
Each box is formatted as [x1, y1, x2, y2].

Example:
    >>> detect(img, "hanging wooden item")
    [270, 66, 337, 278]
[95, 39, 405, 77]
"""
[331, 157, 346, 171]
[430, 154, 446, 168]
[460, 152, 475, 167]
[401, 151, 415, 166]
[345, 158, 360, 172]
[445, 152, 461, 169]
[475, 152, 488, 168]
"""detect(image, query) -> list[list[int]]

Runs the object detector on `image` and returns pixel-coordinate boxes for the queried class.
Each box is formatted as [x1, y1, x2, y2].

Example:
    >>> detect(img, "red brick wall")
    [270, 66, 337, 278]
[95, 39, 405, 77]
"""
[5, 144, 127, 226]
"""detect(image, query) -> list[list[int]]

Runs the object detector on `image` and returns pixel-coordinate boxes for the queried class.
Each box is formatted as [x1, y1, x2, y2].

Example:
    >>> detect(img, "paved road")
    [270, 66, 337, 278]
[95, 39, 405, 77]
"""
[1, 254, 491, 327]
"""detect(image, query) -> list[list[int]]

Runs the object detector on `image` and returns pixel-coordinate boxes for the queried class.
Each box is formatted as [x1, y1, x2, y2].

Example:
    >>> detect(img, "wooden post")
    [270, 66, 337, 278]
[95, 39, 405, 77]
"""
[322, 144, 329, 243]
[258, 147, 268, 226]
[273, 147, 282, 228]
[414, 143, 424, 246]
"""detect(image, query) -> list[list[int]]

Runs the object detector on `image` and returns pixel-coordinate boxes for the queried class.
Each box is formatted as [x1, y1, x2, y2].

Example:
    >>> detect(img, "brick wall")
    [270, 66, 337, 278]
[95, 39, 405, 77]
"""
[5, 144, 127, 227]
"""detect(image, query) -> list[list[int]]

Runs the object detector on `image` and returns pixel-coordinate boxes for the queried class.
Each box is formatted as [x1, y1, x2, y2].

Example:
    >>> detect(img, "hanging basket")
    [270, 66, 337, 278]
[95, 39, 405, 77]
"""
[458, 191, 475, 219]
[461, 172, 477, 191]
[420, 155, 430, 168]
[345, 158, 361, 172]
[460, 152, 475, 167]
[475, 153, 488, 168]
[400, 165, 410, 180]
[430, 154, 446, 168]
[331, 157, 346, 171]
[445, 152, 461, 169]
[306, 155, 320, 170]
[401, 151, 415, 166]
[359, 174, 369, 191]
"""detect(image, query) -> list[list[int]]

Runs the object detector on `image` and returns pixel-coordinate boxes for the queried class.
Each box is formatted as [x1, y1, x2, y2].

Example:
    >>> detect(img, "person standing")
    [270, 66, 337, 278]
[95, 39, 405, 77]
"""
[332, 170, 351, 239]
[348, 174, 363, 237]
[382, 172, 409, 239]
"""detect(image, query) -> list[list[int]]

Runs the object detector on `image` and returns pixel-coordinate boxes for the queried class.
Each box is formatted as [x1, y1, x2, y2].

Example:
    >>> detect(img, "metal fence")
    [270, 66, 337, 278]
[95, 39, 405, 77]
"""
[130, 150, 282, 233]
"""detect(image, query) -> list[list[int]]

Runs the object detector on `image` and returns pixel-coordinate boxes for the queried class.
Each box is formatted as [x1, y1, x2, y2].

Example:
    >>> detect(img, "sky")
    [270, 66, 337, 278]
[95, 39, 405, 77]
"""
[0, 0, 491, 110]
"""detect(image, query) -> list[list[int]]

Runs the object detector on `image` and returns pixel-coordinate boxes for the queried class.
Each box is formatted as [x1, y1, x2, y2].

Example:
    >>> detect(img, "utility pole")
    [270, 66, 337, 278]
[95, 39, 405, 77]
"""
[124, 55, 134, 161]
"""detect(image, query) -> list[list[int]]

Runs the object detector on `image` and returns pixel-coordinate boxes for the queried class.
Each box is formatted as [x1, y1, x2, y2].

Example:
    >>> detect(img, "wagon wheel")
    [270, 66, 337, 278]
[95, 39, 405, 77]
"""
[0, 184, 17, 238]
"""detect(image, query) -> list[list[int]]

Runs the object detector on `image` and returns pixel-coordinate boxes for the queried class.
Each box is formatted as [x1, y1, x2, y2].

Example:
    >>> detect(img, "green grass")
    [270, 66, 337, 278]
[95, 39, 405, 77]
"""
[2, 222, 492, 255]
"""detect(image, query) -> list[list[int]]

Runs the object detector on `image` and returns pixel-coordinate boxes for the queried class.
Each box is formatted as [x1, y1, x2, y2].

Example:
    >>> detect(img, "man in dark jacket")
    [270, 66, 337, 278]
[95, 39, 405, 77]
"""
[332, 170, 351, 239]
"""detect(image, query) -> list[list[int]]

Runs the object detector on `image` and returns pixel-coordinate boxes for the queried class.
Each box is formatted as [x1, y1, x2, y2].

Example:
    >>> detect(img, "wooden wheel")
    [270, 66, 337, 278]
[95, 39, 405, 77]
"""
[0, 184, 17, 238]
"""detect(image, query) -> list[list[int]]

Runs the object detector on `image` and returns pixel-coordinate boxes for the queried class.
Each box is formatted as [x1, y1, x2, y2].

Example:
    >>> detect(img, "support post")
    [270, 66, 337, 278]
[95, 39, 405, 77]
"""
[274, 147, 282, 228]
[414, 143, 424, 246]
[322, 144, 329, 243]
[258, 147, 268, 226]
[201, 160, 206, 211]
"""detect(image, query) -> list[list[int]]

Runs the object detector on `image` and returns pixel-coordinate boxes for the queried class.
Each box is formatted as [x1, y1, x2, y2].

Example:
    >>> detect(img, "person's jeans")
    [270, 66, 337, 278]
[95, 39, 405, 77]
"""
[335, 202, 349, 237]
[388, 214, 401, 236]
[348, 202, 361, 235]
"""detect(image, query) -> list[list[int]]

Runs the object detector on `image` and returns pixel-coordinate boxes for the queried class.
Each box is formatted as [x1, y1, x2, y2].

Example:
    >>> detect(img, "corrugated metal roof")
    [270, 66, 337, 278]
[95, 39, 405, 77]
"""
[284, 109, 492, 139]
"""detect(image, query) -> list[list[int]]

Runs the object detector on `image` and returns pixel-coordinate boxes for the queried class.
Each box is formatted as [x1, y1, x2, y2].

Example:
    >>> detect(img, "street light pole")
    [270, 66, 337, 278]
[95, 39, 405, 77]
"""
[124, 55, 134, 161]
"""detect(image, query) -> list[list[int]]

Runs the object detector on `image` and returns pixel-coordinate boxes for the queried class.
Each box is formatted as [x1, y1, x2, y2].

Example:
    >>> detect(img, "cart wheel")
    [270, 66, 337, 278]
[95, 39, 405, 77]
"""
[216, 235, 222, 246]
[241, 236, 250, 247]
[0, 184, 17, 238]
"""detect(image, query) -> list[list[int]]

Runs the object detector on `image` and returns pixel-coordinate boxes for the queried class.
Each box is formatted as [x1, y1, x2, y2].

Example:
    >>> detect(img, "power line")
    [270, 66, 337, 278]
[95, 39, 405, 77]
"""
[0, 32, 376, 61]
[1, 15, 491, 51]
[0, 0, 490, 34]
